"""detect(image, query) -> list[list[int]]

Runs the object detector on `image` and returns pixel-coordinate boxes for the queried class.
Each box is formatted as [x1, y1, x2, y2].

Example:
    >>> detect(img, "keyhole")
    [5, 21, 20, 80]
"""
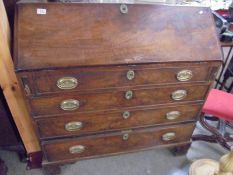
[120, 4, 128, 14]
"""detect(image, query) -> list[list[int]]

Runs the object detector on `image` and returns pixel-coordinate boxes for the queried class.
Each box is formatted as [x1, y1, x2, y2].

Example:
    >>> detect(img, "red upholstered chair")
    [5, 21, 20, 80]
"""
[192, 89, 233, 150]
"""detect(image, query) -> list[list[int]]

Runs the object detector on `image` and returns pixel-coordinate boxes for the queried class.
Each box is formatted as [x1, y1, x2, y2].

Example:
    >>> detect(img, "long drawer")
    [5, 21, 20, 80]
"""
[42, 123, 195, 162]
[36, 103, 201, 139]
[29, 83, 209, 117]
[17, 63, 217, 96]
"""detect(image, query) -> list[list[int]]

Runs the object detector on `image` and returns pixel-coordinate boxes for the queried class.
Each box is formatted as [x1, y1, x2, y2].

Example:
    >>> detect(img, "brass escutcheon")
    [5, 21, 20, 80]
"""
[65, 121, 83, 131]
[122, 111, 130, 119]
[120, 4, 128, 14]
[125, 90, 133, 100]
[69, 145, 85, 154]
[122, 133, 129, 140]
[60, 99, 80, 111]
[122, 130, 132, 140]
[162, 132, 176, 141]
[177, 70, 193, 82]
[166, 111, 181, 120]
[171, 90, 187, 101]
[127, 70, 135, 80]
[57, 77, 78, 90]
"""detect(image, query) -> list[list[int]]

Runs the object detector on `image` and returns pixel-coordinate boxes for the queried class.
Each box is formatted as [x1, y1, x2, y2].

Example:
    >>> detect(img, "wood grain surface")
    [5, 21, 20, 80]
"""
[0, 0, 40, 153]
[35, 103, 201, 139]
[13, 1, 223, 168]
[14, 3, 222, 70]
[29, 83, 209, 116]
[43, 123, 195, 162]
[17, 62, 219, 96]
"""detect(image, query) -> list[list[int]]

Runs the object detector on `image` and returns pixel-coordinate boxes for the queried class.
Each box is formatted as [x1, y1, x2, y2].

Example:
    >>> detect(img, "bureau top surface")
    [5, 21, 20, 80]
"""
[14, 1, 222, 71]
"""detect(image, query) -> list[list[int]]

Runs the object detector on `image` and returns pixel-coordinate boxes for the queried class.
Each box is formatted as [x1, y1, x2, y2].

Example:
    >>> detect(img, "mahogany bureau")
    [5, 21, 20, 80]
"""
[14, 1, 222, 174]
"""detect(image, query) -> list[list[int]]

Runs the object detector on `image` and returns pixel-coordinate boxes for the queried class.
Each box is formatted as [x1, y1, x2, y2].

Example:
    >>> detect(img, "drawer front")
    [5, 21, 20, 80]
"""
[36, 103, 201, 139]
[23, 64, 213, 95]
[43, 123, 195, 162]
[30, 83, 209, 117]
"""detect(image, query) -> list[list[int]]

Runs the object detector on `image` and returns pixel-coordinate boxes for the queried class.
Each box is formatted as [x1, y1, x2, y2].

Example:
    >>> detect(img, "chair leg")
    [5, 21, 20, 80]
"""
[225, 122, 233, 142]
[219, 76, 228, 90]
[226, 121, 233, 130]
[192, 134, 218, 143]
[218, 119, 226, 136]
[200, 114, 231, 150]
[224, 133, 233, 142]
[192, 114, 231, 150]
[227, 80, 233, 92]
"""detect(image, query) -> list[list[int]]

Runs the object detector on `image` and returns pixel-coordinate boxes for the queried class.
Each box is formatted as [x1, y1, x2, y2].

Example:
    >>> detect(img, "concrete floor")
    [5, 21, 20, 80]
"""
[0, 123, 229, 175]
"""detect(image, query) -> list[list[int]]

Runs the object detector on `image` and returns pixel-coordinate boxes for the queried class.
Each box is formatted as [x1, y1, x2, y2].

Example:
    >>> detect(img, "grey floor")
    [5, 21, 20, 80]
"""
[0, 123, 229, 175]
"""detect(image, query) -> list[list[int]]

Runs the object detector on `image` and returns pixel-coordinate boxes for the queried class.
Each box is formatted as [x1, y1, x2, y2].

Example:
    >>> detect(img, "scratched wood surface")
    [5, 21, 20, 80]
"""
[13, 2, 223, 173]
[14, 2, 222, 71]
[43, 123, 195, 162]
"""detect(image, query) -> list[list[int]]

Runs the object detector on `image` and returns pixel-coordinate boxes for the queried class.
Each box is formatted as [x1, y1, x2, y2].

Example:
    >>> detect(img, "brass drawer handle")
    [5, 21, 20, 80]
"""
[127, 70, 135, 80]
[125, 90, 133, 100]
[177, 70, 193, 81]
[171, 90, 187, 101]
[122, 111, 130, 119]
[57, 77, 78, 90]
[65, 121, 83, 131]
[122, 133, 129, 140]
[60, 99, 80, 111]
[69, 145, 85, 154]
[162, 132, 176, 141]
[166, 111, 181, 120]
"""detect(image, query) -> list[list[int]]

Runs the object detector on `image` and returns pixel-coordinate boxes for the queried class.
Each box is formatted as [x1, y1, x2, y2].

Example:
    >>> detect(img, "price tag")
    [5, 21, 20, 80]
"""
[37, 8, 47, 15]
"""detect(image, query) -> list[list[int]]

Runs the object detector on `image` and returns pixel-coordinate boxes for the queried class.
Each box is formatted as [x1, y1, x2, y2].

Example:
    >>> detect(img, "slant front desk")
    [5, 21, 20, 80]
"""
[14, 1, 222, 174]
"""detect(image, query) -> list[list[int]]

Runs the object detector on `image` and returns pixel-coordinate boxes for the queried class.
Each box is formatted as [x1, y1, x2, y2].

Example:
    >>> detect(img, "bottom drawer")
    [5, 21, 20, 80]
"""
[43, 123, 195, 162]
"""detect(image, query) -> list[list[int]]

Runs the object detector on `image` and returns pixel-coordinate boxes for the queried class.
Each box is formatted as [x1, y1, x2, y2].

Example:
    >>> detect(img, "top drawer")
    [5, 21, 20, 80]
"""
[18, 63, 217, 96]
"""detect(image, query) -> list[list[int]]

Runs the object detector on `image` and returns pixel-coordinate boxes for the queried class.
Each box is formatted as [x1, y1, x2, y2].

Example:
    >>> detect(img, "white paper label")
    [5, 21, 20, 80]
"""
[37, 8, 47, 15]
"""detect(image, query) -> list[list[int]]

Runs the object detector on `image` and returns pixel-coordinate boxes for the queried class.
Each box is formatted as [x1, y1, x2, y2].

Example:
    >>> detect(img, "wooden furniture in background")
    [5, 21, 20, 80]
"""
[14, 1, 222, 174]
[0, 0, 41, 169]
[0, 158, 7, 175]
[3, 0, 18, 32]
[189, 148, 233, 175]
[0, 89, 26, 175]
[0, 89, 25, 154]
[0, 90, 19, 148]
